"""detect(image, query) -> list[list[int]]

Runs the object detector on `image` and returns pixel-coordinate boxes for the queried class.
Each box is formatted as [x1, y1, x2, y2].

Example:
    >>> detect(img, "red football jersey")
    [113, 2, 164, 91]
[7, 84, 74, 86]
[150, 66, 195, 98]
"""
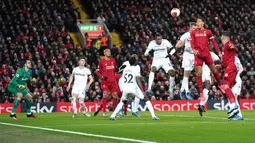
[222, 41, 237, 68]
[97, 57, 117, 82]
[190, 29, 220, 53]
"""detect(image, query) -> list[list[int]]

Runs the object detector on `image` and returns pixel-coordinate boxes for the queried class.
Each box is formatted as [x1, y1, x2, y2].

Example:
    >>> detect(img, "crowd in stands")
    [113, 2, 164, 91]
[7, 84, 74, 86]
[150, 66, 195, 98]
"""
[1, 0, 255, 103]
[84, 0, 255, 100]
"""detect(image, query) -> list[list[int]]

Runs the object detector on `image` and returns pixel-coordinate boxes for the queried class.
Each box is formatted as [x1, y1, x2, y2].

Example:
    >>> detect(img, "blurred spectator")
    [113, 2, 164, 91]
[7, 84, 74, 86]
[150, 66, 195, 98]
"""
[97, 14, 106, 24]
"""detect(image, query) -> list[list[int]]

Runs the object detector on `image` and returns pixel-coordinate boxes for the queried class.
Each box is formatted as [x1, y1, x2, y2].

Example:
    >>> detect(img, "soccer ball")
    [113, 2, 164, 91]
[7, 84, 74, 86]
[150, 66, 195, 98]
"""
[171, 8, 180, 17]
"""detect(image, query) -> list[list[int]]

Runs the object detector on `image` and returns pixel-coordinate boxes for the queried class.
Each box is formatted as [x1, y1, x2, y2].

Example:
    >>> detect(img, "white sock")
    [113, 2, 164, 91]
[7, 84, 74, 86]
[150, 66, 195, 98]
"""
[111, 102, 124, 118]
[72, 97, 77, 114]
[180, 79, 185, 92]
[132, 97, 140, 112]
[183, 77, 189, 92]
[148, 72, 155, 90]
[235, 101, 242, 117]
[201, 88, 209, 105]
[229, 103, 236, 109]
[80, 102, 86, 114]
[169, 76, 175, 92]
[146, 101, 155, 117]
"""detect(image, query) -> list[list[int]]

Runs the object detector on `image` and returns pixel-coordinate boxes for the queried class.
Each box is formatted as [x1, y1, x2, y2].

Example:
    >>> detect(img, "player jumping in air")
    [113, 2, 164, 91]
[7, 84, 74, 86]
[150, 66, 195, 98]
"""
[110, 56, 159, 120]
[175, 22, 197, 100]
[94, 49, 119, 117]
[220, 34, 240, 120]
[8, 60, 37, 120]
[199, 48, 220, 116]
[67, 58, 94, 118]
[190, 17, 223, 116]
[145, 33, 175, 96]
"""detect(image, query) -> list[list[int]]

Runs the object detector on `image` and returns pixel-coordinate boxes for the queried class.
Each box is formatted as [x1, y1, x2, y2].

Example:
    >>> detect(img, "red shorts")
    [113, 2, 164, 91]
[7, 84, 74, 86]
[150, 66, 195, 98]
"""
[101, 81, 119, 94]
[194, 50, 214, 66]
[223, 63, 237, 88]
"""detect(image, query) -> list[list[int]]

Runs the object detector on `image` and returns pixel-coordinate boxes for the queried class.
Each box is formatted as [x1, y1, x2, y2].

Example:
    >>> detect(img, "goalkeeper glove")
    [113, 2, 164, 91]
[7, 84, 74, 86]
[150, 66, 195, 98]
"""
[17, 85, 26, 89]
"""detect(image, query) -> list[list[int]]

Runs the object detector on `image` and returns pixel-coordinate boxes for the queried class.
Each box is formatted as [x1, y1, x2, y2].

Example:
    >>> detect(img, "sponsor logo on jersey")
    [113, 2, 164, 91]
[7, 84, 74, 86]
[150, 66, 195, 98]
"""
[195, 33, 205, 37]
[106, 66, 114, 69]
[75, 73, 86, 76]
[153, 48, 165, 51]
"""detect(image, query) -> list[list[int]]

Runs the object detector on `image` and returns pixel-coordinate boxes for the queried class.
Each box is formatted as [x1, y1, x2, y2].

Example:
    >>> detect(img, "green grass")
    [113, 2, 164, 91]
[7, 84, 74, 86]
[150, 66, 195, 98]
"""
[0, 111, 254, 143]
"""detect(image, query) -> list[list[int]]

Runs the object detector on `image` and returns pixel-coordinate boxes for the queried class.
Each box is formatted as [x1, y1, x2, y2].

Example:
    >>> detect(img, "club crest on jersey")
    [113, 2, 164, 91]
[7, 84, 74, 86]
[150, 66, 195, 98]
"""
[224, 73, 228, 77]
[204, 31, 207, 36]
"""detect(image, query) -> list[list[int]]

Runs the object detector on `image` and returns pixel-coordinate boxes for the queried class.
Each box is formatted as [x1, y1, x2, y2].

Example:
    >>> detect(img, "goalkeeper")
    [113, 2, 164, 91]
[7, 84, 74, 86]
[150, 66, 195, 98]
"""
[8, 60, 37, 120]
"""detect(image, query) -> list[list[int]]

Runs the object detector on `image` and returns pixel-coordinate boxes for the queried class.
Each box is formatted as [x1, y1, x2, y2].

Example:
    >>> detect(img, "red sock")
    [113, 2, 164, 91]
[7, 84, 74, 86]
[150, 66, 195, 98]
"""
[225, 88, 235, 103]
[102, 97, 108, 112]
[124, 102, 128, 114]
[214, 72, 221, 86]
[196, 75, 203, 94]
[96, 104, 103, 113]
[112, 98, 118, 111]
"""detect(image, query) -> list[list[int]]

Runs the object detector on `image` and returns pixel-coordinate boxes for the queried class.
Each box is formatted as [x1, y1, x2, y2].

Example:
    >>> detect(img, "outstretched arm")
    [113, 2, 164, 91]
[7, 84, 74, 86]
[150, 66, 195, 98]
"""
[144, 42, 153, 56]
[175, 40, 185, 48]
[208, 30, 221, 54]
[96, 61, 103, 78]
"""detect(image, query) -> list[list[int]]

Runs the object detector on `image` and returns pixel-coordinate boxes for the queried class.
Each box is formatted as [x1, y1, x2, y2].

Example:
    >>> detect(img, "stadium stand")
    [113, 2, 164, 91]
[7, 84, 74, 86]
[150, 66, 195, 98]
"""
[0, 0, 255, 103]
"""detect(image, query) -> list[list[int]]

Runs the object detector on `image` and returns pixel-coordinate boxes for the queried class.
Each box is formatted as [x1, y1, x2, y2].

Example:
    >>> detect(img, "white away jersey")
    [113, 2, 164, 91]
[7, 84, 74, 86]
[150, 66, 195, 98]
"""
[180, 32, 193, 53]
[235, 56, 243, 84]
[203, 52, 220, 75]
[72, 67, 91, 88]
[121, 61, 140, 72]
[122, 65, 141, 89]
[235, 56, 243, 75]
[122, 61, 130, 68]
[146, 39, 173, 60]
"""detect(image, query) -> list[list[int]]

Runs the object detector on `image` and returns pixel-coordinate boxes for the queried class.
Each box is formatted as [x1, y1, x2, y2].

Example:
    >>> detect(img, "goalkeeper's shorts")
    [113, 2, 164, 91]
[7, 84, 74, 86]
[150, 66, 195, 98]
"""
[8, 84, 29, 97]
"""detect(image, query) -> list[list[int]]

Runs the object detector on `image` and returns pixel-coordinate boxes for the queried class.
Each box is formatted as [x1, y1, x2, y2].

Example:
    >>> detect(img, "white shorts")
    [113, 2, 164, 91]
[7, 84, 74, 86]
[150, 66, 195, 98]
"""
[121, 87, 144, 101]
[182, 52, 194, 71]
[202, 64, 211, 83]
[152, 58, 174, 72]
[118, 77, 124, 92]
[72, 86, 86, 98]
[232, 76, 242, 96]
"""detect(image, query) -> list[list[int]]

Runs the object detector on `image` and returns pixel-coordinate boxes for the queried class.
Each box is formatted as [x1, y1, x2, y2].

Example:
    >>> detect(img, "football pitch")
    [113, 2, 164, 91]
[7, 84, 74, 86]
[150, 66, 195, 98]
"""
[0, 111, 254, 143]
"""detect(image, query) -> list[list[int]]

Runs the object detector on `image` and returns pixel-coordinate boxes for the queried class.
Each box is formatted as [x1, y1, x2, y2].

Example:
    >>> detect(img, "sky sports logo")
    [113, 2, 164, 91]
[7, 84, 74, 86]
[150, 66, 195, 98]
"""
[1, 100, 255, 114]
[207, 100, 255, 110]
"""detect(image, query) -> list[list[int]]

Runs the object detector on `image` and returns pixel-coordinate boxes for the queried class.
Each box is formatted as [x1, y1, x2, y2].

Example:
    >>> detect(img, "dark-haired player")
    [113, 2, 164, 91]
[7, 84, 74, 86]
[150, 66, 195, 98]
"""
[145, 34, 175, 96]
[220, 34, 239, 119]
[8, 60, 37, 120]
[110, 56, 159, 120]
[190, 17, 223, 116]
[94, 49, 118, 117]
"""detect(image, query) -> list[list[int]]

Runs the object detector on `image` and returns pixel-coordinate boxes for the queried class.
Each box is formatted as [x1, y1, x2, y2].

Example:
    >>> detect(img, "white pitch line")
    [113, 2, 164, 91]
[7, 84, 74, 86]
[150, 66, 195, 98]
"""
[160, 114, 255, 121]
[48, 121, 227, 127]
[0, 122, 157, 143]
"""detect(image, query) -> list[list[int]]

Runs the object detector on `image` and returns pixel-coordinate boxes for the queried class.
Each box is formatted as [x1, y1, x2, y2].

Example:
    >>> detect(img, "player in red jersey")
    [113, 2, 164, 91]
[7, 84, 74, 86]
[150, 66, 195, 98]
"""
[94, 49, 119, 117]
[190, 17, 223, 116]
[220, 34, 239, 120]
